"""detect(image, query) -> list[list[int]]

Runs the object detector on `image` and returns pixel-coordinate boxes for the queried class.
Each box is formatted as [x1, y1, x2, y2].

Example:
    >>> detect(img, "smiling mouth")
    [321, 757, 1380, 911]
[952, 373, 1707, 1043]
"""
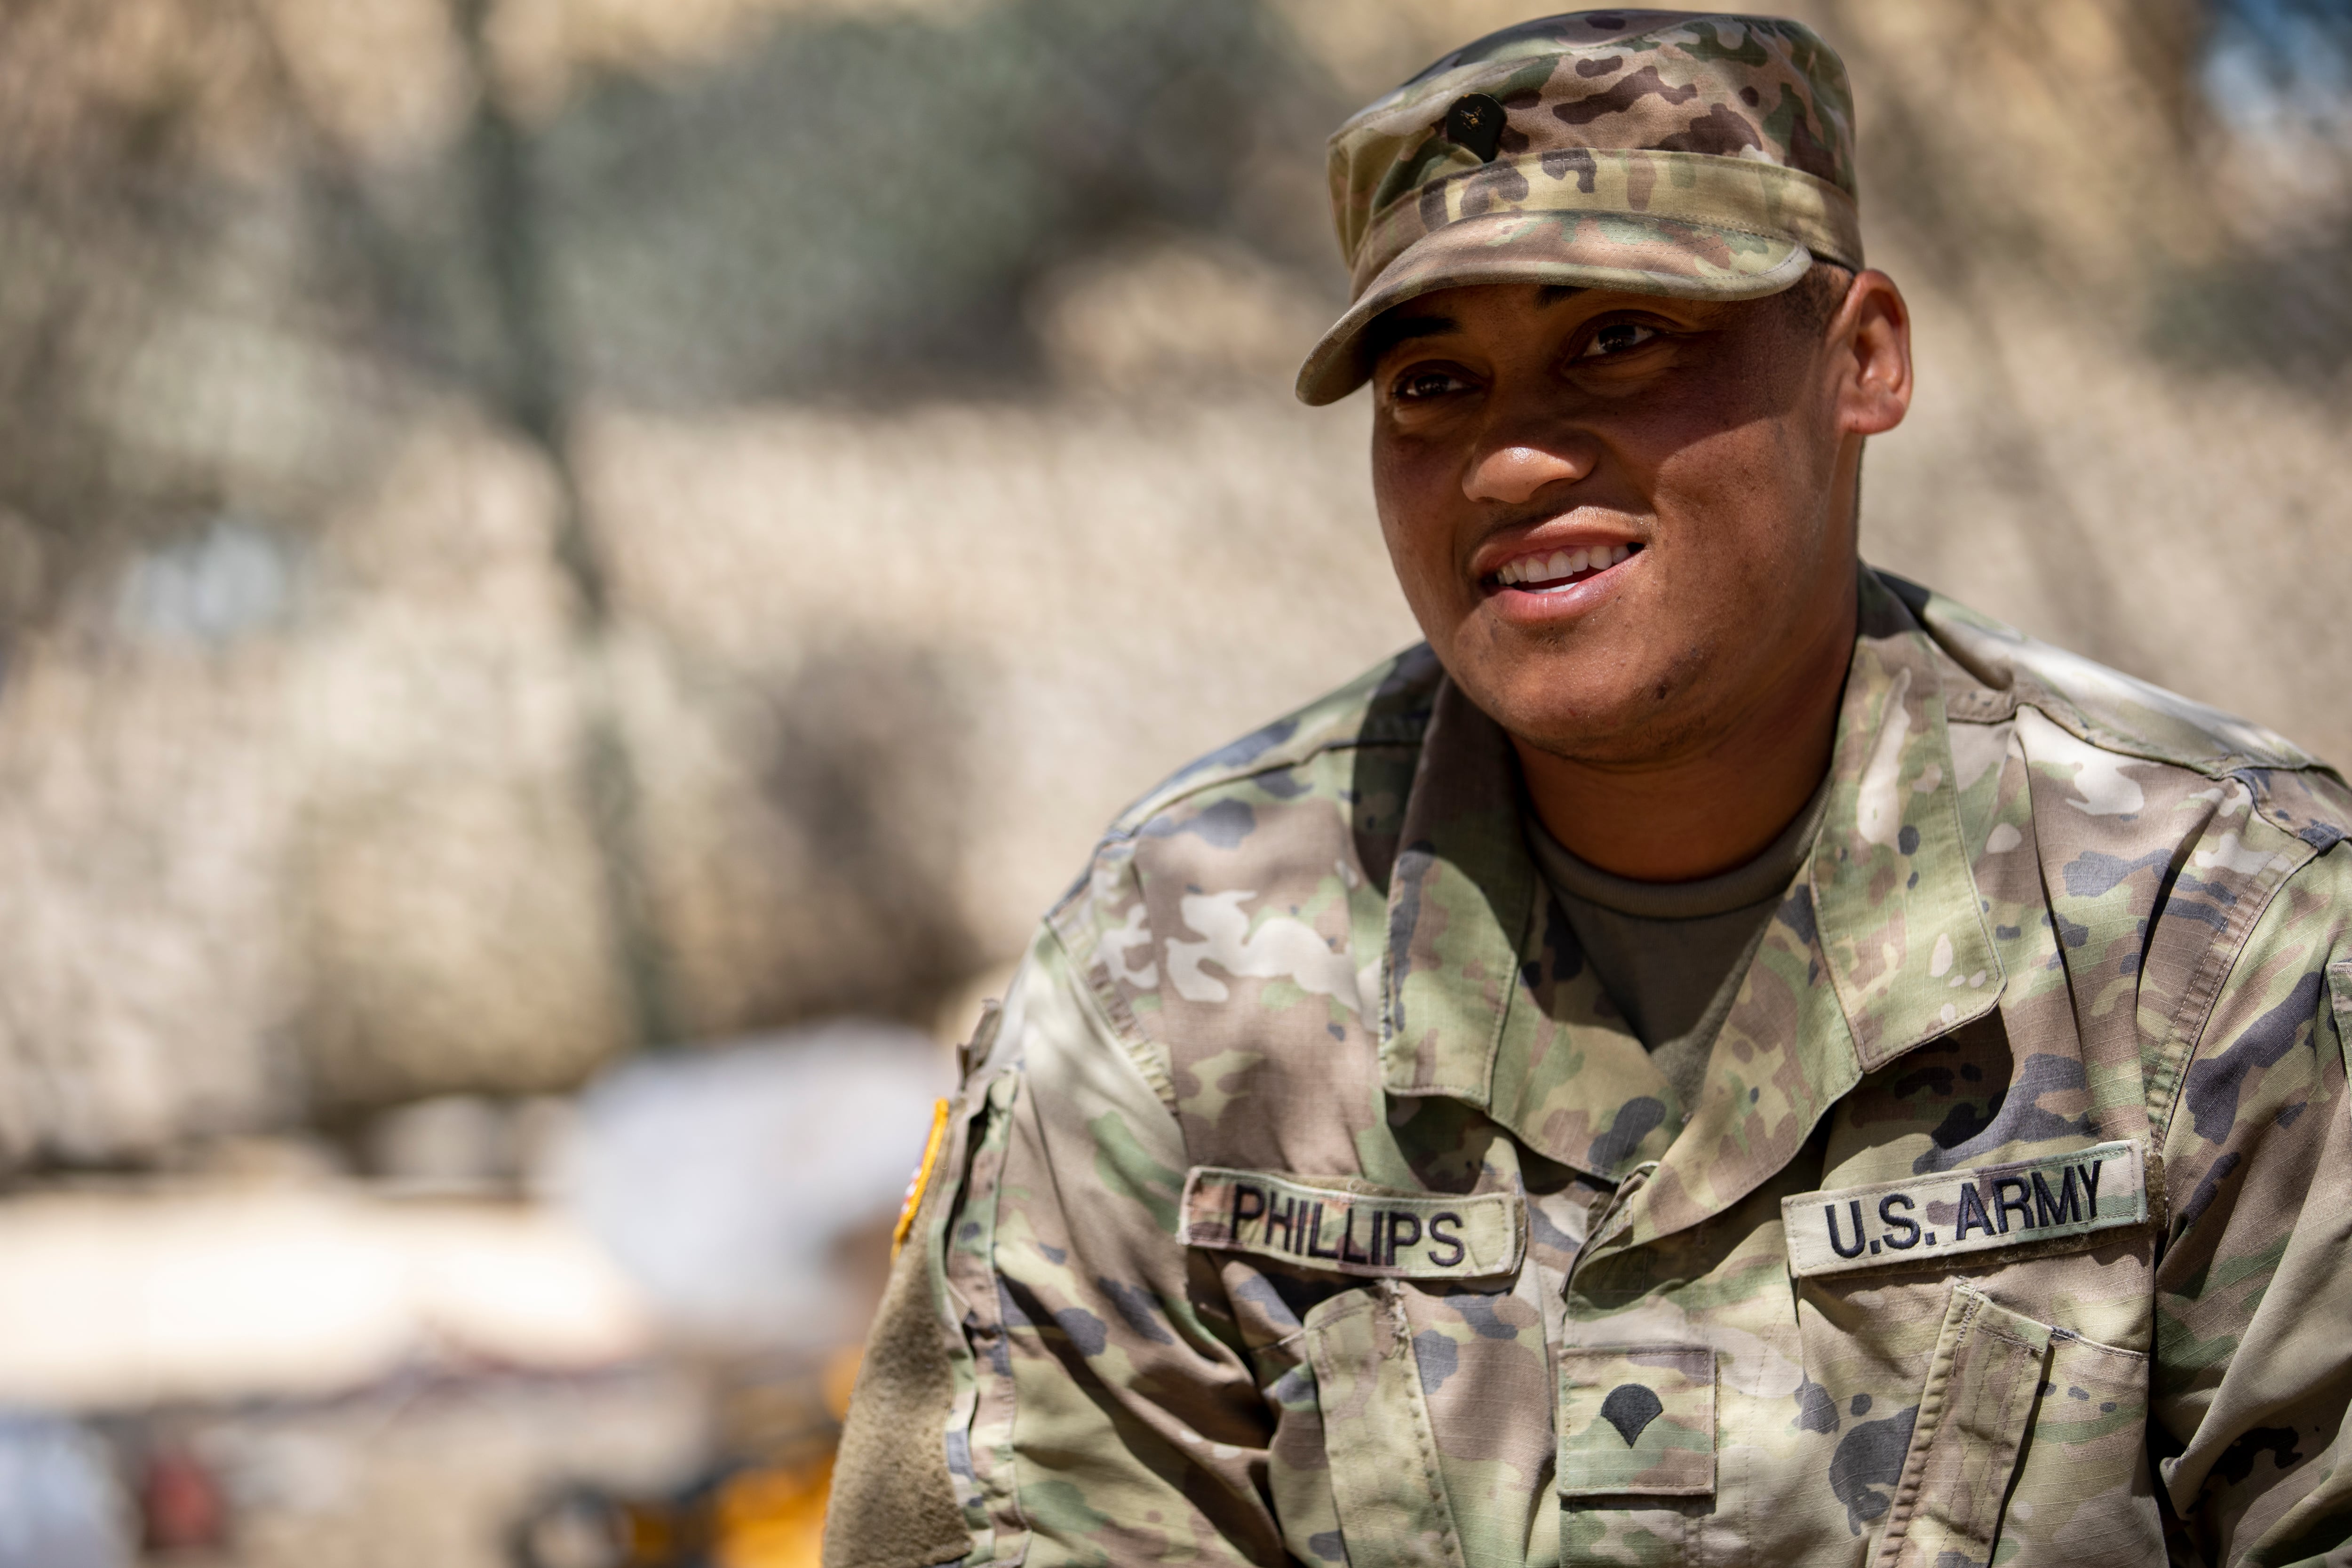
[1486, 541, 1642, 594]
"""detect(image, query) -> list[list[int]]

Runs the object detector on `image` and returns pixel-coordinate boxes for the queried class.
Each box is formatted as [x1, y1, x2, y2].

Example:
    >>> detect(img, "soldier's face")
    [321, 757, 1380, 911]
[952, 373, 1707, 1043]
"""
[1366, 272, 1911, 767]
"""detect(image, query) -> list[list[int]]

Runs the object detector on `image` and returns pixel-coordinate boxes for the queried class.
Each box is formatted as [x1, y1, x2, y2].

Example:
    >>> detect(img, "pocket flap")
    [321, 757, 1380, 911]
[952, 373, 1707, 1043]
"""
[1872, 1285, 2052, 1568]
[1305, 1288, 1469, 1567]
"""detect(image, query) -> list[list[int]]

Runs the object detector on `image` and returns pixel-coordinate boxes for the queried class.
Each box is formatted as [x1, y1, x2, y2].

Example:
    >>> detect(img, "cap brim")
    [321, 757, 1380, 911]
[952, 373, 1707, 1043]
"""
[1295, 212, 1816, 406]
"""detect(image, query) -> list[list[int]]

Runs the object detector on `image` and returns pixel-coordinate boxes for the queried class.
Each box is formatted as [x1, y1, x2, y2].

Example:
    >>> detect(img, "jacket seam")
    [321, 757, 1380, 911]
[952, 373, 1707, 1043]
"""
[2150, 827, 2318, 1151]
[1041, 913, 1181, 1121]
[1105, 732, 1428, 843]
[2009, 692, 2330, 784]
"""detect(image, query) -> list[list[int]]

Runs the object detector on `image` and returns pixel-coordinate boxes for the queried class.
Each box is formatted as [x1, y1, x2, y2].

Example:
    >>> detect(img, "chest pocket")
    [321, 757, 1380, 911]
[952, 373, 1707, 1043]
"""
[1304, 1285, 1469, 1568]
[1867, 1282, 2158, 1568]
[1189, 1169, 1540, 1568]
[1784, 1140, 2161, 1564]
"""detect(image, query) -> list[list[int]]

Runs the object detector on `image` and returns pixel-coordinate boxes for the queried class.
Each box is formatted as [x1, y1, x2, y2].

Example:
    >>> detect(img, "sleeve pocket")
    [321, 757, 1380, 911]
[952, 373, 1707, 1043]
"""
[940, 1069, 1028, 1567]
[827, 1070, 1028, 1568]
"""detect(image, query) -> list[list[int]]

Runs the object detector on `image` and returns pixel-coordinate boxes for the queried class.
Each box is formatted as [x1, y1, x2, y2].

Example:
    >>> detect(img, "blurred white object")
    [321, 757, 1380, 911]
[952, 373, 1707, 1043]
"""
[370, 1095, 512, 1190]
[115, 517, 295, 646]
[0, 1193, 652, 1408]
[555, 1019, 954, 1349]
[0, 1412, 131, 1568]
[367, 1093, 575, 1194]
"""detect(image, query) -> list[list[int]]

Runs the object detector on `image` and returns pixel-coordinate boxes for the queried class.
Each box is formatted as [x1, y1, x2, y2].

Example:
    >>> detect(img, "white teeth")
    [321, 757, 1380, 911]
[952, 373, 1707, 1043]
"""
[1494, 542, 1640, 588]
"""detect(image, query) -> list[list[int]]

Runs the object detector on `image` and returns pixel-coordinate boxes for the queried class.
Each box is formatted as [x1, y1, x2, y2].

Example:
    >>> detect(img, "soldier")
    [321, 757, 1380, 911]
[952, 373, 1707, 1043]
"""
[827, 12, 2352, 1567]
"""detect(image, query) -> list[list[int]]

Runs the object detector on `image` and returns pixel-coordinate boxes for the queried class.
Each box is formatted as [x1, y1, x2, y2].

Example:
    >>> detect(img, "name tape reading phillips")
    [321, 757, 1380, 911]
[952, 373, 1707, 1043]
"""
[1178, 1167, 1525, 1280]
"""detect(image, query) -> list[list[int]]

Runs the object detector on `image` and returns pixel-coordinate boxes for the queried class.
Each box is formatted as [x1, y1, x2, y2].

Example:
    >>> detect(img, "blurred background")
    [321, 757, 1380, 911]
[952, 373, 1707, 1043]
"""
[0, 0, 2345, 1562]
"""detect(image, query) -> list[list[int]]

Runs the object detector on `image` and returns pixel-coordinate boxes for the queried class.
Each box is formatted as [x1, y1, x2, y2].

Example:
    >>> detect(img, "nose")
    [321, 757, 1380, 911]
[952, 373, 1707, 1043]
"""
[1463, 441, 1592, 505]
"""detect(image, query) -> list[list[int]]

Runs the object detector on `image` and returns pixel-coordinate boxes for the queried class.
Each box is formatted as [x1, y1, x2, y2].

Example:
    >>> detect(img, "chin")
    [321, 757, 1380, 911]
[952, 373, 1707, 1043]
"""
[1450, 617, 1725, 754]
[1460, 664, 1645, 756]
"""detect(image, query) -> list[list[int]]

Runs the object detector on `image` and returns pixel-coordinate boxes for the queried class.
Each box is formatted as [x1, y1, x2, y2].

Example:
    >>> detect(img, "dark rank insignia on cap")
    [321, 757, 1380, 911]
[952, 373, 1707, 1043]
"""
[1442, 93, 1507, 162]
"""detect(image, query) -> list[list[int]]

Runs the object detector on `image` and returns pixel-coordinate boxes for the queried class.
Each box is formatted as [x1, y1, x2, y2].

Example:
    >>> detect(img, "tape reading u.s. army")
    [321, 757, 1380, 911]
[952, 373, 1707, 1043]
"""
[1178, 1167, 1524, 1279]
[1782, 1139, 2147, 1279]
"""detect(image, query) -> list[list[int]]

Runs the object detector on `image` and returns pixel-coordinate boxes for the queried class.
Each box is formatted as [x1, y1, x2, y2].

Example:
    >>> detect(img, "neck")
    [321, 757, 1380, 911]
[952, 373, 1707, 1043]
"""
[1515, 586, 1858, 884]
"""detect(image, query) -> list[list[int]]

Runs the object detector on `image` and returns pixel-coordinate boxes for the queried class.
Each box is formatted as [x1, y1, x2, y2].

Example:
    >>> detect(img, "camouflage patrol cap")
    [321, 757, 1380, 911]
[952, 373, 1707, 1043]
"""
[1296, 10, 1863, 406]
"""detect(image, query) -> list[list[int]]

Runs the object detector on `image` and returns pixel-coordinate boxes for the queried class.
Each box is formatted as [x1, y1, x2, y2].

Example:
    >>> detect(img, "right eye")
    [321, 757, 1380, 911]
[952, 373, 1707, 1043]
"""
[1392, 368, 1471, 401]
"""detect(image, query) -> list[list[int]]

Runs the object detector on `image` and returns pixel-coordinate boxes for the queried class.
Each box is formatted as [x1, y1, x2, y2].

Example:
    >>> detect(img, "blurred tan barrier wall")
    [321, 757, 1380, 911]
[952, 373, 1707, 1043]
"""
[0, 0, 2342, 1162]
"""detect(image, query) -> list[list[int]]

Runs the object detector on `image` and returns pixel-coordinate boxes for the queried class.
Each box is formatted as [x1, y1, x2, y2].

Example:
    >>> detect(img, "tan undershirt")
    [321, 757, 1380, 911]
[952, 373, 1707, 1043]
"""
[1526, 777, 1831, 1116]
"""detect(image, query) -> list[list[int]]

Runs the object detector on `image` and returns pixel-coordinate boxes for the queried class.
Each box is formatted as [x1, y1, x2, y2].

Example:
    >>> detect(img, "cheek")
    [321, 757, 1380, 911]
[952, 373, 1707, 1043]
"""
[1637, 338, 1829, 515]
[1370, 425, 1429, 521]
[1651, 413, 1825, 565]
[1371, 435, 1467, 594]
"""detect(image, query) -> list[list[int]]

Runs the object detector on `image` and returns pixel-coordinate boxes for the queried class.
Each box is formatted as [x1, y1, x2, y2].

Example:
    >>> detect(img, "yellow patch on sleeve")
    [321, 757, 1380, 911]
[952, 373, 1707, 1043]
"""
[892, 1097, 952, 1258]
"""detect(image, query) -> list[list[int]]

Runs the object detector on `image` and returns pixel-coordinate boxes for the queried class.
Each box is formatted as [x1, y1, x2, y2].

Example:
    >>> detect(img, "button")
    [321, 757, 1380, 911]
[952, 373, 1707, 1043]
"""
[1443, 92, 1507, 162]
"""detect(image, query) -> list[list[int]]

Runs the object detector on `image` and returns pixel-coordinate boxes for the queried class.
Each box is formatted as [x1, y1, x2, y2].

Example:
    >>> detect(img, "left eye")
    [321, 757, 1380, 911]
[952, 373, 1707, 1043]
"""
[1578, 322, 1658, 358]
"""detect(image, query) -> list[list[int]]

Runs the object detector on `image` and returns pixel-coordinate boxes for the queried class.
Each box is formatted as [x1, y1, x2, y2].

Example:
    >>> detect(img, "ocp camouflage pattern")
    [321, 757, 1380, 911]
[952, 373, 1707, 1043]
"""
[834, 571, 2352, 1568]
[1300, 11, 1865, 405]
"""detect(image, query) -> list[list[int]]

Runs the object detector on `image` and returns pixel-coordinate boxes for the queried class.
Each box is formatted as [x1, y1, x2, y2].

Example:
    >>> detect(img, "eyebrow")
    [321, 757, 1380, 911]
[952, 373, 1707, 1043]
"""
[1366, 283, 1594, 365]
[1363, 312, 1459, 365]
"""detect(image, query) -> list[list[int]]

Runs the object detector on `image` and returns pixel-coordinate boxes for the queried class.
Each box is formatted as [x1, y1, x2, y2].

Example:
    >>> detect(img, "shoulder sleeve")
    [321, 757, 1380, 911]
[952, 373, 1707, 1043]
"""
[827, 915, 1280, 1568]
[2152, 853, 2352, 1565]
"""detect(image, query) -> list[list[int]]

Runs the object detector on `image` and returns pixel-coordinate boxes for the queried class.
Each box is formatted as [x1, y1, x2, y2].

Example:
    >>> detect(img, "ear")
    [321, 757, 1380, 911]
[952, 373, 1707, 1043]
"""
[1831, 269, 1912, 438]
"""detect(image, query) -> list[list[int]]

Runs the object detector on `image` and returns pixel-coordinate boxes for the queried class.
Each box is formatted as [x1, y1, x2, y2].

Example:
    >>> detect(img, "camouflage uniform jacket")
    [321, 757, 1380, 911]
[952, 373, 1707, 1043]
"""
[842, 570, 2352, 1568]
